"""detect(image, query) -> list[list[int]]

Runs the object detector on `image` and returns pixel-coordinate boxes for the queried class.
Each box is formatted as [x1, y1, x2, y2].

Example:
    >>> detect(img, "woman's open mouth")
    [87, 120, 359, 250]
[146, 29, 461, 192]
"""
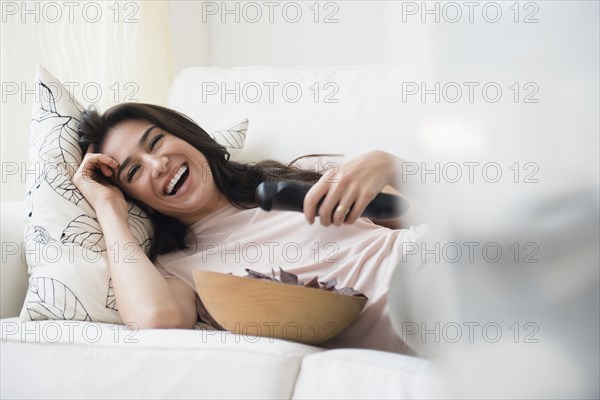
[165, 164, 190, 196]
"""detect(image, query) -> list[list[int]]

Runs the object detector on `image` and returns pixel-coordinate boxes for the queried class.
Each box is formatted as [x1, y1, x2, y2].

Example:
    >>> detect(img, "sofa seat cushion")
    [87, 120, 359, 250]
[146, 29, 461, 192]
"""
[0, 318, 322, 399]
[292, 349, 446, 399]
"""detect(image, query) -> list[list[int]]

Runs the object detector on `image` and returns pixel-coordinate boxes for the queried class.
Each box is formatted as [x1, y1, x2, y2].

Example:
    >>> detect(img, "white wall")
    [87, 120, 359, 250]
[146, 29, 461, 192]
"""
[169, 1, 434, 74]
[168, 1, 210, 74]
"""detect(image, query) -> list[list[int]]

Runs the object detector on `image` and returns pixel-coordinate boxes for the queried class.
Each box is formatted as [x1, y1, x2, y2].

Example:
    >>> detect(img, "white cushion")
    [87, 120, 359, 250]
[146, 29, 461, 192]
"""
[292, 349, 446, 399]
[0, 317, 322, 399]
[167, 66, 427, 164]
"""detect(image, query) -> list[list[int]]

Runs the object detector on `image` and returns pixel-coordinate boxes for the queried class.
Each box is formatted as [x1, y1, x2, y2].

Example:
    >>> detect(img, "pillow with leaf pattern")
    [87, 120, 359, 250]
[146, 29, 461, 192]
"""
[20, 65, 248, 323]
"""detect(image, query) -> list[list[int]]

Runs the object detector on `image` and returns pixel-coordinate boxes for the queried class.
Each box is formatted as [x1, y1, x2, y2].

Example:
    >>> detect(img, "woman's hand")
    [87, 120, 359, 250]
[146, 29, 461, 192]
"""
[73, 145, 128, 218]
[303, 150, 402, 227]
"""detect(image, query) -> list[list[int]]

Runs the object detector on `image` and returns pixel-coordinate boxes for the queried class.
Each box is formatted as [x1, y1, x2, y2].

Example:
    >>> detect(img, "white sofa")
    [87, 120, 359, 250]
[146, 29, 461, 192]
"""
[1, 66, 445, 399]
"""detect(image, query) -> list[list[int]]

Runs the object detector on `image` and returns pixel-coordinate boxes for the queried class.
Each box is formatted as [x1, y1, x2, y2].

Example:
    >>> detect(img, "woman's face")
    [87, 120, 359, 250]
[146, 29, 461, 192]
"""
[101, 119, 229, 225]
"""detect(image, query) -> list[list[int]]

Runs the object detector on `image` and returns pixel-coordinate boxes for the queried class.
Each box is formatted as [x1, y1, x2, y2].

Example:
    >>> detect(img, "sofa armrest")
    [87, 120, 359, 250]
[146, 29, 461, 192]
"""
[1, 201, 29, 318]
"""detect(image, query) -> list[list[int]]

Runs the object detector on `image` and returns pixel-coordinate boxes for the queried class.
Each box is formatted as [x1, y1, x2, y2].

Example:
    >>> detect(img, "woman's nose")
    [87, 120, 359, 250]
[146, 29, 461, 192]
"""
[148, 155, 169, 179]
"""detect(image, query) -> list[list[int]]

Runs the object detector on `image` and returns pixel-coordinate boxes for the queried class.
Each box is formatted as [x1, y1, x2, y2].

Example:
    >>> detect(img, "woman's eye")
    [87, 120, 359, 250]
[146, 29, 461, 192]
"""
[149, 134, 164, 151]
[126, 165, 140, 183]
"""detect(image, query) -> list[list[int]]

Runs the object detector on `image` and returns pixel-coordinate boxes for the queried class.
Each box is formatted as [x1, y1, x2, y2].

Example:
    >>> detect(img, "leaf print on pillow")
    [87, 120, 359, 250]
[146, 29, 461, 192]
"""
[61, 214, 105, 252]
[37, 81, 59, 115]
[105, 278, 118, 312]
[209, 119, 248, 149]
[31, 81, 82, 165]
[37, 117, 81, 168]
[25, 225, 55, 245]
[43, 163, 85, 205]
[27, 277, 92, 321]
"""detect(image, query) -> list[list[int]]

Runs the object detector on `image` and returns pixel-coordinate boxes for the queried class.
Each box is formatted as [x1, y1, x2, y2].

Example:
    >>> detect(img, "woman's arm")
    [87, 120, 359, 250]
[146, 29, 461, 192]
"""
[74, 149, 197, 329]
[97, 204, 197, 329]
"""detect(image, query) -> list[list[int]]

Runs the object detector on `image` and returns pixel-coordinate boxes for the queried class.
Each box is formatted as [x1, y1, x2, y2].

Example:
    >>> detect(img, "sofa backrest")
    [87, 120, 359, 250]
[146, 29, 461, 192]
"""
[167, 66, 430, 164]
[0, 201, 29, 318]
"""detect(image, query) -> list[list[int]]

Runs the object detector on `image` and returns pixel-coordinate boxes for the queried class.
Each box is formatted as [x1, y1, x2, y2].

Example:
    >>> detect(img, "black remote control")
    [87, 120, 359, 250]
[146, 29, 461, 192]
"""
[256, 181, 409, 219]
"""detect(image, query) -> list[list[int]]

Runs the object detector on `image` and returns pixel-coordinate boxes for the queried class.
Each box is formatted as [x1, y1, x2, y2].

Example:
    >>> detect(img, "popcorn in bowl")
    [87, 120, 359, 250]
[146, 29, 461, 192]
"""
[245, 267, 368, 298]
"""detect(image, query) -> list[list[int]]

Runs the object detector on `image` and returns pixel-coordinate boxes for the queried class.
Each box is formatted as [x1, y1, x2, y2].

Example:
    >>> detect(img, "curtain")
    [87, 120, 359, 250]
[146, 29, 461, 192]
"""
[1, 0, 173, 202]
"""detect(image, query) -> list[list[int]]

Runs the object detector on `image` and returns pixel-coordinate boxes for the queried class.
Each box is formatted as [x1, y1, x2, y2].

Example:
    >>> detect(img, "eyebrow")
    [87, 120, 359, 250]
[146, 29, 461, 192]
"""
[116, 125, 158, 182]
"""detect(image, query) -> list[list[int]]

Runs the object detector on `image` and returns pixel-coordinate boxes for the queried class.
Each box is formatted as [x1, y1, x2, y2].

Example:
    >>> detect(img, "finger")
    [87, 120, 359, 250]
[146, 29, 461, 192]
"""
[100, 154, 119, 169]
[318, 183, 345, 226]
[84, 153, 119, 170]
[333, 193, 356, 227]
[79, 162, 97, 184]
[86, 144, 95, 155]
[99, 164, 113, 177]
[345, 193, 375, 225]
[304, 180, 329, 224]
[91, 153, 118, 167]
[80, 154, 118, 182]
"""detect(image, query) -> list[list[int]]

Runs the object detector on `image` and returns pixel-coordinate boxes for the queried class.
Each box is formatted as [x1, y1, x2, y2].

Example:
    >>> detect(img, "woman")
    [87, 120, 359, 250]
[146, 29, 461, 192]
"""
[74, 103, 426, 353]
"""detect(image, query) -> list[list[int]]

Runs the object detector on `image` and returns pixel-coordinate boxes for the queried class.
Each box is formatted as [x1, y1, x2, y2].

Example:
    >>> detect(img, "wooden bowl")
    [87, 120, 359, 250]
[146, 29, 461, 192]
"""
[193, 270, 367, 345]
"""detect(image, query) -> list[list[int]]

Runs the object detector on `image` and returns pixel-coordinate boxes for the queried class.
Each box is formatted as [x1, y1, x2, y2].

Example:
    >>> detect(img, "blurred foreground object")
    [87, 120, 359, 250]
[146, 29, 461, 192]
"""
[390, 180, 599, 398]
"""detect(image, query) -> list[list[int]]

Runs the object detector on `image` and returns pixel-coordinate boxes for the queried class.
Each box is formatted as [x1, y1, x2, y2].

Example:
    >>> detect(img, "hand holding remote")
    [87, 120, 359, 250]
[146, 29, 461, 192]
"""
[256, 181, 409, 220]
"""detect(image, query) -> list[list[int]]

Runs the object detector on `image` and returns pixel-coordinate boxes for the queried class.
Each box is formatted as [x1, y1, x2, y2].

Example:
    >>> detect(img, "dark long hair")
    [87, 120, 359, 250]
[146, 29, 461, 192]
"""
[77, 103, 325, 260]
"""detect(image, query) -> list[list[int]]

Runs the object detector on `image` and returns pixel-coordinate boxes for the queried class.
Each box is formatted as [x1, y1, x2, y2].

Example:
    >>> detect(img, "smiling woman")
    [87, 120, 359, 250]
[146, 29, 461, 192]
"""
[74, 103, 426, 353]
[77, 103, 323, 259]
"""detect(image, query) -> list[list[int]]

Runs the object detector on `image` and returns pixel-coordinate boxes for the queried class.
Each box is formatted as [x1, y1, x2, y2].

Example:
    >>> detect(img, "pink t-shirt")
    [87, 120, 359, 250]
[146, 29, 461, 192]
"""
[156, 203, 427, 353]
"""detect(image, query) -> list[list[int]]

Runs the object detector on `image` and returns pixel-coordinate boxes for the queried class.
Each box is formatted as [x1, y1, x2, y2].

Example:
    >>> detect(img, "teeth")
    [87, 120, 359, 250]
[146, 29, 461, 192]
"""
[165, 165, 188, 195]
